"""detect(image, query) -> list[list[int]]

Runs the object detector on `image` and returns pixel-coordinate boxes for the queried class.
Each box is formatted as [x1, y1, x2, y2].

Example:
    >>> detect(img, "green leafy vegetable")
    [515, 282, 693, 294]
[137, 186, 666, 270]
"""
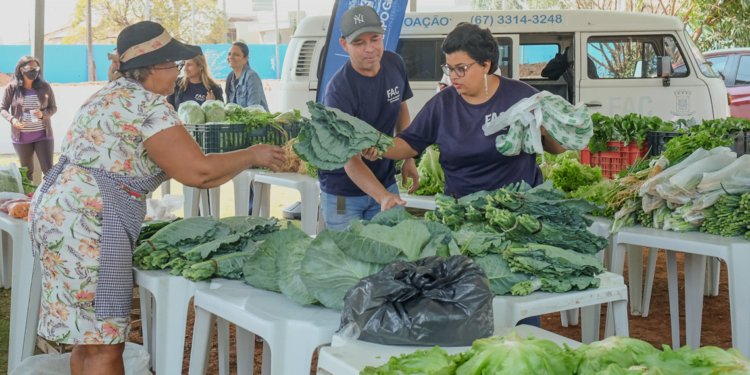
[548, 159, 603, 194]
[361, 347, 460, 375]
[243, 222, 309, 293]
[472, 254, 532, 295]
[275, 237, 317, 305]
[409, 146, 445, 196]
[293, 101, 394, 171]
[572, 335, 662, 374]
[0, 163, 24, 194]
[182, 246, 255, 282]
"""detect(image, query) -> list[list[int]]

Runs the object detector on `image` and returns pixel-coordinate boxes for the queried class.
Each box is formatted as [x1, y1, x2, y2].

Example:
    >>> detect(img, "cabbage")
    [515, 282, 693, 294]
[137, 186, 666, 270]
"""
[202, 100, 227, 123]
[274, 109, 302, 124]
[246, 105, 266, 114]
[178, 101, 205, 124]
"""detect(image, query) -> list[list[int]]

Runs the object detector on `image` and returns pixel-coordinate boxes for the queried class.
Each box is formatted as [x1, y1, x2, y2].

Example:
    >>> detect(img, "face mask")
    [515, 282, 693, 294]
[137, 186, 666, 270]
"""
[23, 70, 39, 80]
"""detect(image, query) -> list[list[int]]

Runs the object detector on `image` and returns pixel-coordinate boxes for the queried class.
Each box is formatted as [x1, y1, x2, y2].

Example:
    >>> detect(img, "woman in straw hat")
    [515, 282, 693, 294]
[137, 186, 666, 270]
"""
[27, 21, 285, 374]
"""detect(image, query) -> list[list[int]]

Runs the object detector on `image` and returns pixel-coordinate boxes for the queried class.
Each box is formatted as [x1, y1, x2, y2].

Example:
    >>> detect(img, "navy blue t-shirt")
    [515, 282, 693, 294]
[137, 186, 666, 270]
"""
[398, 75, 543, 198]
[321, 51, 413, 197]
[183, 82, 209, 106]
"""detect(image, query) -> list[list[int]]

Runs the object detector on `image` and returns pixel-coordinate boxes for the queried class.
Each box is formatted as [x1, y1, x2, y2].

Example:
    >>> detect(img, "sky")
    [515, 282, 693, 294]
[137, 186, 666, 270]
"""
[0, 0, 469, 45]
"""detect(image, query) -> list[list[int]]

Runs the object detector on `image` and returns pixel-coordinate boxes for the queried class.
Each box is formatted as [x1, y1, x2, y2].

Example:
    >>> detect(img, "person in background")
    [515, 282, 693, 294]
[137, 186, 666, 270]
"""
[1, 56, 57, 181]
[167, 54, 224, 110]
[225, 42, 269, 112]
[354, 23, 566, 329]
[319, 5, 419, 230]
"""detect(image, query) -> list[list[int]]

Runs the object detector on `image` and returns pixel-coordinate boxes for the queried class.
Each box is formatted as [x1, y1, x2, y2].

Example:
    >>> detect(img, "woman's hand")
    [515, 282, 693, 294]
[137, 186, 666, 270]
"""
[400, 158, 420, 194]
[360, 147, 379, 162]
[11, 118, 25, 129]
[206, 90, 216, 101]
[247, 144, 286, 172]
[378, 192, 406, 211]
[32, 109, 43, 119]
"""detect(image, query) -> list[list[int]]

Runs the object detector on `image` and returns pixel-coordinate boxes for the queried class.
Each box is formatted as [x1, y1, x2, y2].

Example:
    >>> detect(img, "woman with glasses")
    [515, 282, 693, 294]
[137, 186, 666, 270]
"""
[166, 54, 224, 110]
[27, 22, 285, 374]
[351, 23, 566, 328]
[1, 56, 57, 181]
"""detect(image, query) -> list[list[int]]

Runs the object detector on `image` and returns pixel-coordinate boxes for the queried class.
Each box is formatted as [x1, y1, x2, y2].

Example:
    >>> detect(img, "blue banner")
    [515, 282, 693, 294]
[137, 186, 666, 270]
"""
[316, 0, 409, 102]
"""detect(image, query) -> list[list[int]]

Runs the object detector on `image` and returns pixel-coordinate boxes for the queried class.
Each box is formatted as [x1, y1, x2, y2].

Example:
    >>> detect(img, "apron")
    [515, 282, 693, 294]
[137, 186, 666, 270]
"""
[30, 155, 167, 319]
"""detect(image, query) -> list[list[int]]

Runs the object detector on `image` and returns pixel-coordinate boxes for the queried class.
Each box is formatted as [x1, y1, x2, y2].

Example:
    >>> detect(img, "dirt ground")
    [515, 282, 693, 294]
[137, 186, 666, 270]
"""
[127, 248, 732, 375]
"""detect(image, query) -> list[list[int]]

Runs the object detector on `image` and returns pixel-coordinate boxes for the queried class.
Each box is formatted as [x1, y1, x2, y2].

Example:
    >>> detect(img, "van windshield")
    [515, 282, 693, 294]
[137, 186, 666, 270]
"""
[683, 30, 720, 78]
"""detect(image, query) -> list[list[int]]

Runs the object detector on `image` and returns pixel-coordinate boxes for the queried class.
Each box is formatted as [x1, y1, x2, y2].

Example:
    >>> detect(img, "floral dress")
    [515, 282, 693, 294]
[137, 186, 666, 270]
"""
[29, 78, 181, 345]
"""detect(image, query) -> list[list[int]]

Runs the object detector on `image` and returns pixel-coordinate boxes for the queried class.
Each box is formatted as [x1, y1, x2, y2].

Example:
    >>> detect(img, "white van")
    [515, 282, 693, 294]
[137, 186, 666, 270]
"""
[280, 10, 729, 121]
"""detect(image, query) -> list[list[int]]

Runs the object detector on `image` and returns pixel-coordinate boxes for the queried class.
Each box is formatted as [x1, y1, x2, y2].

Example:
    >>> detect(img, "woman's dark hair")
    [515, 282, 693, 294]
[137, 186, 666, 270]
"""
[441, 22, 499, 74]
[232, 42, 249, 58]
[14, 55, 44, 90]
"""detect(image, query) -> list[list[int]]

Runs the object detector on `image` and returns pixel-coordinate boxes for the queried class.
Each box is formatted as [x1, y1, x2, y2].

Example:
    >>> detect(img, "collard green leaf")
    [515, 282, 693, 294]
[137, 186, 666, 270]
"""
[243, 223, 308, 293]
[217, 216, 279, 237]
[300, 230, 385, 310]
[275, 237, 316, 305]
[473, 254, 532, 295]
[366, 209, 417, 227]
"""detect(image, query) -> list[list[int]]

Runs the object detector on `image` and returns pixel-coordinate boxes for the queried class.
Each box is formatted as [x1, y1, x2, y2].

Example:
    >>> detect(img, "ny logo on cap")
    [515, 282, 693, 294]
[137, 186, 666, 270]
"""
[353, 14, 364, 24]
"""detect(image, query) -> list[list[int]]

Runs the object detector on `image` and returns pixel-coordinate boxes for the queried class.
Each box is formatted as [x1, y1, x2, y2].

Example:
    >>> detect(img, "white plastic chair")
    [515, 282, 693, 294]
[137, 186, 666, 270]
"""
[231, 169, 266, 217]
[252, 172, 322, 235]
[316, 325, 581, 375]
[613, 226, 750, 357]
[183, 186, 221, 218]
[3, 215, 41, 373]
[188, 280, 341, 375]
[134, 268, 230, 375]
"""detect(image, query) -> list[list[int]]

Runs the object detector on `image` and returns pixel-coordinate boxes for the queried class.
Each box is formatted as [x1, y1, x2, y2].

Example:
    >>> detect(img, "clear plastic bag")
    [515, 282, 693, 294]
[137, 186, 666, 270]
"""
[0, 163, 24, 194]
[639, 148, 724, 197]
[10, 342, 152, 375]
[641, 194, 665, 214]
[669, 151, 736, 193]
[145, 194, 183, 221]
[697, 154, 750, 194]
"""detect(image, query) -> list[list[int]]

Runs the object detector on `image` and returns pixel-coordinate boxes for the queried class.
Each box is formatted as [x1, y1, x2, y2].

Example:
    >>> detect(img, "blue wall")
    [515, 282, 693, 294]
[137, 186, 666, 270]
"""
[0, 44, 289, 84]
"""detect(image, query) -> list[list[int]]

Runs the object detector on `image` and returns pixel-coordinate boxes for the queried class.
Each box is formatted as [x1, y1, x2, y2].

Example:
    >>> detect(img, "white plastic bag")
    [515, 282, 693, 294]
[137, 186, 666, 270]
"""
[482, 91, 593, 156]
[697, 154, 750, 194]
[145, 194, 183, 221]
[640, 148, 716, 197]
[10, 342, 152, 375]
[0, 163, 24, 194]
[669, 151, 736, 194]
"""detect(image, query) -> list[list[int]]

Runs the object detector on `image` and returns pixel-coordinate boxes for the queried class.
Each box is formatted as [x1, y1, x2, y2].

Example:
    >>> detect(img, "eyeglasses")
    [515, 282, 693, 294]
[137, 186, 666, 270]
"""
[153, 61, 183, 71]
[21, 66, 40, 72]
[441, 61, 479, 77]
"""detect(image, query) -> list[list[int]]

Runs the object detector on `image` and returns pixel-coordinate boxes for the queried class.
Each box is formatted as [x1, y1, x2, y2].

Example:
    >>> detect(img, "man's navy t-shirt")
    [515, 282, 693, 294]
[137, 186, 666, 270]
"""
[321, 51, 413, 197]
[183, 82, 210, 106]
[398, 75, 543, 198]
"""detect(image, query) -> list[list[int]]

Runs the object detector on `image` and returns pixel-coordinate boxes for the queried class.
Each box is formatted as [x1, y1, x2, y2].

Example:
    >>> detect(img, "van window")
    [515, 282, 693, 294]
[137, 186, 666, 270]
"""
[520, 44, 559, 79]
[683, 30, 720, 78]
[396, 39, 445, 81]
[587, 35, 689, 79]
[735, 56, 750, 86]
[496, 37, 513, 78]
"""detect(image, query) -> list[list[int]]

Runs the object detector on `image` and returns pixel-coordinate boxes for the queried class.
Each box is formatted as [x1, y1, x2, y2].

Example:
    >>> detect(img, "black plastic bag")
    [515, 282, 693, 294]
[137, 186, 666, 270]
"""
[339, 255, 494, 346]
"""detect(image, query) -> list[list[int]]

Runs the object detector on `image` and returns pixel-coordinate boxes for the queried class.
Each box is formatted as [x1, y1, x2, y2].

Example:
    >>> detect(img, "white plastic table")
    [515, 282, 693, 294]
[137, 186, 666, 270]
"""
[316, 325, 581, 375]
[494, 272, 629, 344]
[401, 194, 436, 211]
[252, 172, 322, 235]
[2, 214, 41, 373]
[613, 226, 750, 357]
[188, 280, 340, 375]
[134, 268, 230, 375]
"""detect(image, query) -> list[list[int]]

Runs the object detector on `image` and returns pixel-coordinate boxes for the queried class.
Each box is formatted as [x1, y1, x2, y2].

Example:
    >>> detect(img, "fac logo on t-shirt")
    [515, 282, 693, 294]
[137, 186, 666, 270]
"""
[386, 86, 400, 104]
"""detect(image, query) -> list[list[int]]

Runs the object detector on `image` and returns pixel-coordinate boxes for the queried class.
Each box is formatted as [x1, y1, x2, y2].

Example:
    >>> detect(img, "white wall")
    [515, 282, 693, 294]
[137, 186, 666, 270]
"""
[0, 80, 282, 155]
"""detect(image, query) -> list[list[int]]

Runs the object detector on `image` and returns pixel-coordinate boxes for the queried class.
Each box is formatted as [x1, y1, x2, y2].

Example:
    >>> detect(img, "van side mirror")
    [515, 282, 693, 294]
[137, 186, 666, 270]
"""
[657, 56, 672, 87]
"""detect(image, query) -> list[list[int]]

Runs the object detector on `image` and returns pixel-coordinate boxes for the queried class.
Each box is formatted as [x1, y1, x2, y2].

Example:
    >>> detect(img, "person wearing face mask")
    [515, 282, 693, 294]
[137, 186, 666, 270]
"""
[318, 5, 419, 230]
[225, 42, 269, 112]
[1, 56, 57, 181]
[167, 54, 224, 110]
[27, 22, 285, 375]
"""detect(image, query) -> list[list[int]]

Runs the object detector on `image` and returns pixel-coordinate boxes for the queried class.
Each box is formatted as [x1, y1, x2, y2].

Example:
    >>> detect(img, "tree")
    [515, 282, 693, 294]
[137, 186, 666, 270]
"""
[64, 0, 227, 45]
[470, 0, 750, 51]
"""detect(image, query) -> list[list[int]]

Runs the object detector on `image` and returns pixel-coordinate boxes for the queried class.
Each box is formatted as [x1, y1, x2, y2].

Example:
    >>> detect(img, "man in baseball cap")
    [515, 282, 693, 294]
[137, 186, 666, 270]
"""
[316, 5, 419, 230]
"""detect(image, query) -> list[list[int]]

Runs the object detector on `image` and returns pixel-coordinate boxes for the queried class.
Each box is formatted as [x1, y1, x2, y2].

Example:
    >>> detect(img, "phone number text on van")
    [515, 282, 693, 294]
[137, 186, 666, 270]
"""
[470, 14, 564, 26]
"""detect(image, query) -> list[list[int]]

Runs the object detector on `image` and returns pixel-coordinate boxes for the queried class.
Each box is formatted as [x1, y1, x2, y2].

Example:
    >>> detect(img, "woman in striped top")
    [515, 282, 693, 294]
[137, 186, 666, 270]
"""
[1, 56, 57, 181]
